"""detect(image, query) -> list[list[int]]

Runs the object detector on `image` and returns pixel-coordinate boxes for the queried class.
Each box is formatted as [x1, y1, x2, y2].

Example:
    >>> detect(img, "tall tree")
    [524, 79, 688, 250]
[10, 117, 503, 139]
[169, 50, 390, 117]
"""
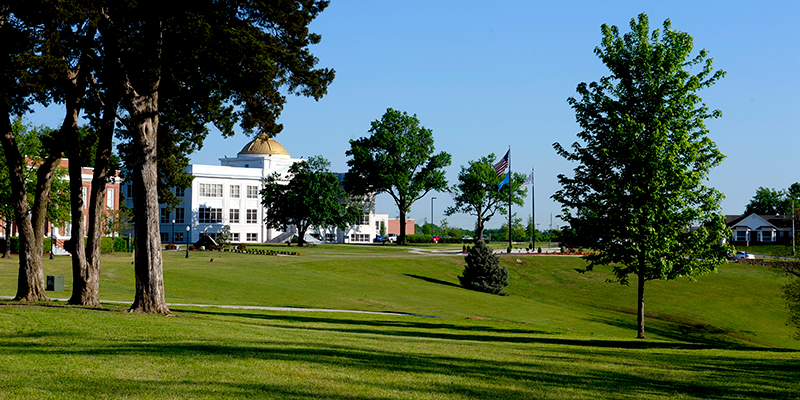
[445, 154, 527, 241]
[0, 5, 68, 301]
[345, 108, 451, 245]
[262, 156, 361, 247]
[552, 14, 730, 339]
[98, 1, 334, 313]
[743, 187, 785, 216]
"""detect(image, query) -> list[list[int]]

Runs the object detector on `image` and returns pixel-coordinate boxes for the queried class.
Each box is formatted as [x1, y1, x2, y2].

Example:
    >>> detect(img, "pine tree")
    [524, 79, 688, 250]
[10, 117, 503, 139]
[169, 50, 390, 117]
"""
[459, 240, 509, 295]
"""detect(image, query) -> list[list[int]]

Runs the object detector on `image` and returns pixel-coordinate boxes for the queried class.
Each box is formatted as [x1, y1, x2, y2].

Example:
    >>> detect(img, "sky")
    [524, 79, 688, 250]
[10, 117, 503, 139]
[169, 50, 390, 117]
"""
[28, 1, 800, 232]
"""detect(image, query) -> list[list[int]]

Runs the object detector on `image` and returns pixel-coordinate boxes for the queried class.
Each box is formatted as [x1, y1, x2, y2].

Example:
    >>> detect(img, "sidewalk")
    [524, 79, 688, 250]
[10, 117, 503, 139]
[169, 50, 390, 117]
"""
[0, 296, 443, 318]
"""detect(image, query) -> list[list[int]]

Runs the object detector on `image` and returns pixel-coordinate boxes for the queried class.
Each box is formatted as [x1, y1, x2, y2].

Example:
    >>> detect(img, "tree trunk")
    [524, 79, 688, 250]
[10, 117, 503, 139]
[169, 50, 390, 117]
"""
[637, 269, 646, 339]
[399, 206, 407, 245]
[81, 106, 117, 306]
[128, 102, 170, 315]
[0, 113, 48, 302]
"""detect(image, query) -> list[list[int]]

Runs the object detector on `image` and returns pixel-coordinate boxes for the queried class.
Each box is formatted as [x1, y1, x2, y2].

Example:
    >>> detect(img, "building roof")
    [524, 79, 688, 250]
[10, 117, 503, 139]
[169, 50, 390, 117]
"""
[237, 134, 290, 156]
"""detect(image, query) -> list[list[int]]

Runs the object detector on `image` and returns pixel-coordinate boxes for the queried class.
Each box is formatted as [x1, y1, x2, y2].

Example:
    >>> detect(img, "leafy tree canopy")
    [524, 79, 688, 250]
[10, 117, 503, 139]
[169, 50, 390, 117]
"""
[445, 154, 527, 241]
[552, 13, 729, 338]
[262, 156, 362, 247]
[345, 108, 451, 244]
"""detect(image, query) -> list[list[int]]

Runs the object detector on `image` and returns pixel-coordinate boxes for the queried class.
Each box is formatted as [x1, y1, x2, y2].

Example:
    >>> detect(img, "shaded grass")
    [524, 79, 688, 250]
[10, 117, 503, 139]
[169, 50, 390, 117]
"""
[0, 304, 798, 399]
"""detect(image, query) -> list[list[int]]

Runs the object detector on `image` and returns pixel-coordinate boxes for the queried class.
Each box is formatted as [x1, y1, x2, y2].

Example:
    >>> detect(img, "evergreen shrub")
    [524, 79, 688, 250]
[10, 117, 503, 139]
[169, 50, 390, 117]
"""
[459, 240, 509, 295]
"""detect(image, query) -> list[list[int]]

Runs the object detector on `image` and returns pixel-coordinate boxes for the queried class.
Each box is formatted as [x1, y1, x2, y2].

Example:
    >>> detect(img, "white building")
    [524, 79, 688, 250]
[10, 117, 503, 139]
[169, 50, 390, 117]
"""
[123, 134, 381, 245]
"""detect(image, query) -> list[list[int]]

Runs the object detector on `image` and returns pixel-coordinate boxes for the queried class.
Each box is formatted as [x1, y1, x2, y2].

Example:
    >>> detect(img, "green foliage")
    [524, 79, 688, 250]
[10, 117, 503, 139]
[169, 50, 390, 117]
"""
[113, 237, 129, 252]
[498, 213, 527, 242]
[406, 234, 434, 244]
[445, 154, 527, 240]
[459, 240, 509, 295]
[100, 237, 114, 253]
[0, 237, 56, 255]
[345, 108, 451, 244]
[262, 156, 361, 247]
[742, 183, 800, 216]
[553, 13, 729, 338]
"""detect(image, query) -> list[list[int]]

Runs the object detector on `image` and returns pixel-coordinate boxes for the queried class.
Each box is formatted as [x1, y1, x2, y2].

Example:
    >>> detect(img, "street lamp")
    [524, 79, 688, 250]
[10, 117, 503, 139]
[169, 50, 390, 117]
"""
[171, 219, 175, 245]
[431, 196, 437, 236]
[185, 225, 191, 258]
[49, 224, 54, 260]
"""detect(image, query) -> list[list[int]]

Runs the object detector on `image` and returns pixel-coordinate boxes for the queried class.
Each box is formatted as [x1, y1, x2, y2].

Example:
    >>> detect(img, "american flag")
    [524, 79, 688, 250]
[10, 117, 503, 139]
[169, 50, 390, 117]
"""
[493, 150, 509, 176]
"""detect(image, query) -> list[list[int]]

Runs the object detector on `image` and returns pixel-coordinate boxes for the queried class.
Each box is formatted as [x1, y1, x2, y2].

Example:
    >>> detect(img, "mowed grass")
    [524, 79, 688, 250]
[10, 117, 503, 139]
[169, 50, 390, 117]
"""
[1, 245, 799, 399]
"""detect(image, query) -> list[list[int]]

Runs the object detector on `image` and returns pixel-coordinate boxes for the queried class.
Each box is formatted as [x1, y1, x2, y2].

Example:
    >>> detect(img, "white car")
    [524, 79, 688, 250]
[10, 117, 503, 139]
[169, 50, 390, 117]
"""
[730, 251, 755, 262]
[386, 234, 398, 243]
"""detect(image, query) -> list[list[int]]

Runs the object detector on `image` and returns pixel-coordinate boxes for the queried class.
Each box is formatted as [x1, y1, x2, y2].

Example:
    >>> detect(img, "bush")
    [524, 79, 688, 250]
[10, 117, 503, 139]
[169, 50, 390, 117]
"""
[237, 243, 247, 250]
[113, 237, 130, 252]
[100, 237, 114, 253]
[538, 247, 542, 253]
[406, 234, 433, 243]
[164, 243, 177, 250]
[459, 240, 509, 296]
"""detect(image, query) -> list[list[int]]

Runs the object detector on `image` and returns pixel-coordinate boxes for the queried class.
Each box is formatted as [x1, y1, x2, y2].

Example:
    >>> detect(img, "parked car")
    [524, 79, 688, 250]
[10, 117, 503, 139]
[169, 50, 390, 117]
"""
[373, 235, 387, 243]
[386, 234, 398, 243]
[461, 235, 473, 240]
[730, 251, 755, 262]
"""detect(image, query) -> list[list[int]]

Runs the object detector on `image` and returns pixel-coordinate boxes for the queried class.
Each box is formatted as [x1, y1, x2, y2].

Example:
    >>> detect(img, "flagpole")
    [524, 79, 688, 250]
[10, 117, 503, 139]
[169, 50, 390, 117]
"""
[531, 167, 535, 246]
[508, 145, 512, 252]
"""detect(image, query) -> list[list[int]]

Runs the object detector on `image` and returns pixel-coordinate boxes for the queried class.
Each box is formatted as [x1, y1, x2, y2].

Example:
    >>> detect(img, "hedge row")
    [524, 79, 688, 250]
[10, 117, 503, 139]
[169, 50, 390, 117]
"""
[0, 236, 132, 254]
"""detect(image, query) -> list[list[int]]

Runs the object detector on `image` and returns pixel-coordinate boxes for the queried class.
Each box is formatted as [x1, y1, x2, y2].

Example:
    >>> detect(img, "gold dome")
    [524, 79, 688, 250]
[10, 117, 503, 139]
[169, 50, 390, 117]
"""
[237, 134, 290, 156]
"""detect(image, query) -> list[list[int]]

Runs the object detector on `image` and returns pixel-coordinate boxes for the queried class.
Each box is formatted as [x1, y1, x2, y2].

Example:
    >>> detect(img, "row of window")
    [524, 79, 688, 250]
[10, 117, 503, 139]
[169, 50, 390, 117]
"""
[160, 232, 258, 243]
[733, 230, 790, 241]
[198, 183, 259, 199]
[160, 207, 259, 224]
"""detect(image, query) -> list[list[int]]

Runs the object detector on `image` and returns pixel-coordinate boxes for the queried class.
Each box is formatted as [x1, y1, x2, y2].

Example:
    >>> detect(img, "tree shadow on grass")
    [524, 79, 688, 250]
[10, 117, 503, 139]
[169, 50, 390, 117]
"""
[404, 274, 462, 289]
[173, 308, 795, 351]
[2, 329, 798, 399]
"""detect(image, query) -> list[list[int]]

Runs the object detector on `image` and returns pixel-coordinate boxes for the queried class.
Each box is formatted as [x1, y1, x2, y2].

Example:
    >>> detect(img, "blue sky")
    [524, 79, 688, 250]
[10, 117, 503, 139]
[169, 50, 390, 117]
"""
[29, 1, 800, 231]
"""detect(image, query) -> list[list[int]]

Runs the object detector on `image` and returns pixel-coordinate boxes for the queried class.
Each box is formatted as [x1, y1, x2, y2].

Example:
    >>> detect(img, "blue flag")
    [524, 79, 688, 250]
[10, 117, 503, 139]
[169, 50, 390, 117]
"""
[498, 172, 510, 190]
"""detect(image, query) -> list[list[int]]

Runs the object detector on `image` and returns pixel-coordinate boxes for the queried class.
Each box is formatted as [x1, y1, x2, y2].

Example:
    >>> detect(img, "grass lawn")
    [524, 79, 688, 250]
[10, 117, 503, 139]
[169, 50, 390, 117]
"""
[1, 245, 799, 399]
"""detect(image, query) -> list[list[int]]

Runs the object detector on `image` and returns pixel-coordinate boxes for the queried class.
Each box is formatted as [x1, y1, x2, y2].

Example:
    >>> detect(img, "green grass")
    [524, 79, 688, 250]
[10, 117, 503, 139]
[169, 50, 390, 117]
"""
[1, 246, 799, 399]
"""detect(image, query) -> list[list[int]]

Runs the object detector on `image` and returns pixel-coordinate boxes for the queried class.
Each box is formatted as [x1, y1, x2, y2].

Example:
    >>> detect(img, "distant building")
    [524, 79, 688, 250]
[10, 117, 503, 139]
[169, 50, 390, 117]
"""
[123, 134, 380, 244]
[726, 213, 793, 246]
[0, 159, 122, 254]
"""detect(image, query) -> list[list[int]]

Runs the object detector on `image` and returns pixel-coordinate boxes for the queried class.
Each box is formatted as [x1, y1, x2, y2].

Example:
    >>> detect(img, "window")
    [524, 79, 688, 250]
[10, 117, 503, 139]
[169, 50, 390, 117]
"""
[357, 214, 369, 225]
[175, 208, 185, 223]
[126, 184, 134, 198]
[107, 188, 115, 209]
[207, 232, 219, 241]
[229, 209, 240, 223]
[735, 230, 747, 242]
[160, 208, 169, 223]
[230, 232, 240, 242]
[174, 232, 184, 243]
[247, 209, 258, 224]
[199, 208, 222, 223]
[82, 186, 87, 205]
[325, 233, 336, 242]
[761, 230, 773, 242]
[230, 185, 240, 198]
[247, 185, 259, 198]
[375, 221, 380, 231]
[247, 233, 258, 242]
[175, 186, 185, 197]
[350, 234, 369, 242]
[160, 232, 169, 242]
[199, 183, 222, 197]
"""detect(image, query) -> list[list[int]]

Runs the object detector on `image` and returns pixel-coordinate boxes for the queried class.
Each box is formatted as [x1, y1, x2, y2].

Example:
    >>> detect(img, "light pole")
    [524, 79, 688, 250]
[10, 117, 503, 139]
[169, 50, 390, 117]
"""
[185, 225, 190, 258]
[49, 224, 54, 260]
[171, 219, 175, 245]
[431, 196, 436, 237]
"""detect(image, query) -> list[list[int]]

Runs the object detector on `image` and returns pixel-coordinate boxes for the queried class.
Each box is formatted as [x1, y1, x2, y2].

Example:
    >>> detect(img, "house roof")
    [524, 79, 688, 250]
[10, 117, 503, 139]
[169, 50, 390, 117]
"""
[726, 213, 792, 231]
